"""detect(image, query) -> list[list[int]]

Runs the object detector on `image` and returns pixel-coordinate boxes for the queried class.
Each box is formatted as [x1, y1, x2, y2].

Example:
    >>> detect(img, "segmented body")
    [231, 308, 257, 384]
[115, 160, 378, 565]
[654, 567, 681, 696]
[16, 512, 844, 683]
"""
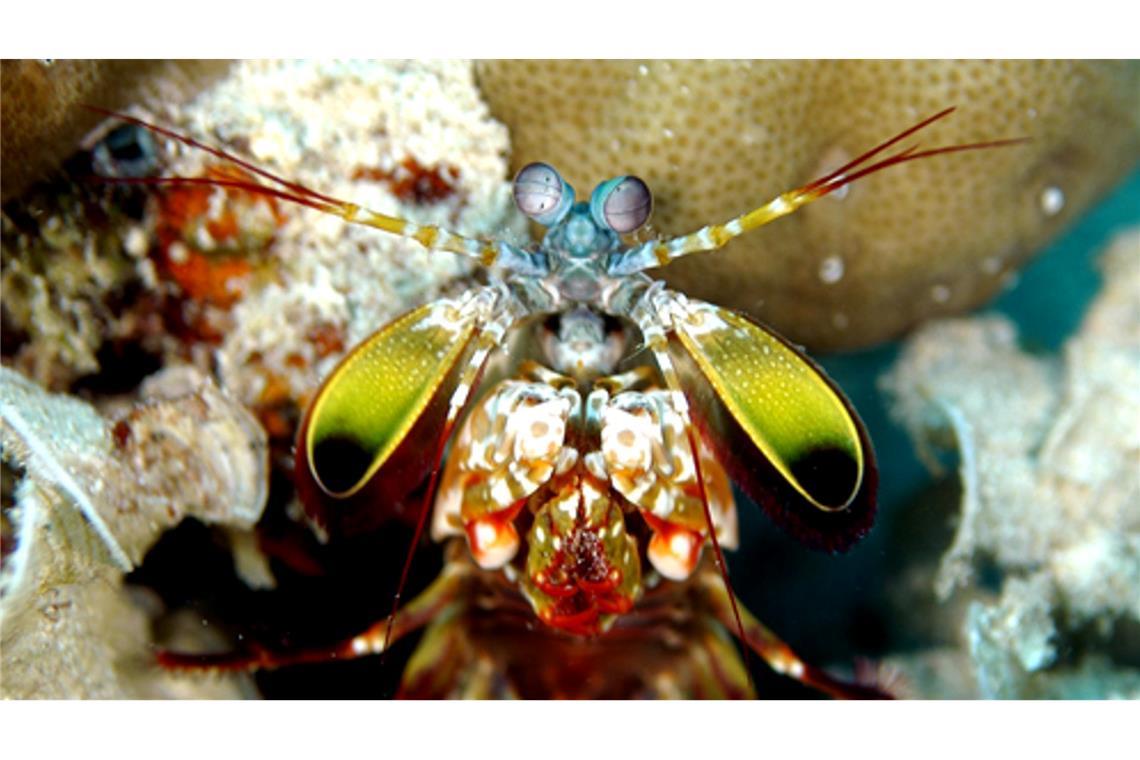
[104, 104, 1020, 698]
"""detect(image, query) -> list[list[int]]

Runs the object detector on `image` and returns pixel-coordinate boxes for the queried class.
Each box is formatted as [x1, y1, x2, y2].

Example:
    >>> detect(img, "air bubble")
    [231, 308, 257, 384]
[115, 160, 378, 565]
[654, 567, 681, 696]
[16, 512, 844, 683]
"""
[832, 312, 849, 329]
[1040, 186, 1065, 216]
[982, 256, 1003, 275]
[931, 284, 951, 303]
[818, 255, 845, 284]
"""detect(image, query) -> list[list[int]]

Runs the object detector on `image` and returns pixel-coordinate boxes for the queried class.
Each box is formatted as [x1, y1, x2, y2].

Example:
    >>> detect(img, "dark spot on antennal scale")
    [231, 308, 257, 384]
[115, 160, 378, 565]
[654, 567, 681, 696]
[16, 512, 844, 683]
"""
[310, 434, 374, 495]
[788, 446, 860, 509]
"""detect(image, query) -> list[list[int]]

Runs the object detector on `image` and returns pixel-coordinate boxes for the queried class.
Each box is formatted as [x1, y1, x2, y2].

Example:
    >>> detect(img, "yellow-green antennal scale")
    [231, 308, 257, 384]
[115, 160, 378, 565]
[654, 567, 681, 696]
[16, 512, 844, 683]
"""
[305, 298, 482, 497]
[105, 103, 1020, 691]
[671, 301, 863, 511]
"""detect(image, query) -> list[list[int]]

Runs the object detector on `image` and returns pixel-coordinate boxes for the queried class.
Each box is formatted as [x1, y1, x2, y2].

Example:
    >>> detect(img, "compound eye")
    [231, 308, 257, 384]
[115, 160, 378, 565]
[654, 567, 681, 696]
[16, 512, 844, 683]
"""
[590, 175, 652, 234]
[513, 162, 574, 226]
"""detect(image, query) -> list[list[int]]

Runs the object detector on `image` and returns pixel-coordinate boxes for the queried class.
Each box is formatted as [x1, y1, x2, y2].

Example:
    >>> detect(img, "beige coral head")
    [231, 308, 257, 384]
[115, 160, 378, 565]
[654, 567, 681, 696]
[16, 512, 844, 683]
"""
[477, 60, 1140, 350]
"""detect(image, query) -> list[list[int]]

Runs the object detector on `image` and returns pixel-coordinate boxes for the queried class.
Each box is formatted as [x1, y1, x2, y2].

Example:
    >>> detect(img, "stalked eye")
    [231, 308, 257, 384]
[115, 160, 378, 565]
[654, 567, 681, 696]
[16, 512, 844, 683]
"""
[590, 175, 652, 234]
[513, 162, 574, 226]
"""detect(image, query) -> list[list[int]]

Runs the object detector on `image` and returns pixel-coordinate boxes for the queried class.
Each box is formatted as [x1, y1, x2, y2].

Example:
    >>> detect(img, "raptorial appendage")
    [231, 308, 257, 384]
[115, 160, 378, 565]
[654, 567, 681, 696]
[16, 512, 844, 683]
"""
[93, 104, 1020, 698]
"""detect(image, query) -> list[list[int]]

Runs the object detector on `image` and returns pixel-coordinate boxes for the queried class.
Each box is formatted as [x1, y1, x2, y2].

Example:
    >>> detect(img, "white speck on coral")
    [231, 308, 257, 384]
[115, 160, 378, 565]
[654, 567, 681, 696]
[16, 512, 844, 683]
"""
[124, 226, 149, 259]
[819, 255, 845, 284]
[1040, 186, 1065, 216]
[167, 242, 189, 265]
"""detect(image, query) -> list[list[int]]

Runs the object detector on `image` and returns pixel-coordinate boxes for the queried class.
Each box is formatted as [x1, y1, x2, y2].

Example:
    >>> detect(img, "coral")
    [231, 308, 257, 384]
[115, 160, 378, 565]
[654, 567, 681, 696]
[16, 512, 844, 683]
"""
[133, 60, 526, 420]
[3, 60, 521, 411]
[0, 61, 529, 697]
[0, 60, 230, 201]
[1, 174, 151, 390]
[477, 60, 1140, 350]
[880, 227, 1140, 698]
[0, 365, 266, 697]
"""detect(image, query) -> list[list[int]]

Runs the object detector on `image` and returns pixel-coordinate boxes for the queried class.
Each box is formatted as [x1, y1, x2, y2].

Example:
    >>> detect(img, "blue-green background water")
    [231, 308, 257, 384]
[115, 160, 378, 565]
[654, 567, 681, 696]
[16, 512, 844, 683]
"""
[827, 167, 1140, 522]
[730, 167, 1140, 676]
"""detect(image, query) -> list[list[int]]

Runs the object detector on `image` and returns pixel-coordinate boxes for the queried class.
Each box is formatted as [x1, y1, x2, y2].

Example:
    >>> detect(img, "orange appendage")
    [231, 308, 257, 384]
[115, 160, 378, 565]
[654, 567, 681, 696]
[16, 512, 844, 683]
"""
[524, 477, 639, 636]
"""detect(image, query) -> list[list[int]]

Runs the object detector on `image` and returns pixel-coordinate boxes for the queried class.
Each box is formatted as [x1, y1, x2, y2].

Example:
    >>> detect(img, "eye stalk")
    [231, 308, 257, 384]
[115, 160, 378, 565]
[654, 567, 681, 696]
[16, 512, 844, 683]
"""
[590, 175, 652, 234]
[513, 162, 574, 227]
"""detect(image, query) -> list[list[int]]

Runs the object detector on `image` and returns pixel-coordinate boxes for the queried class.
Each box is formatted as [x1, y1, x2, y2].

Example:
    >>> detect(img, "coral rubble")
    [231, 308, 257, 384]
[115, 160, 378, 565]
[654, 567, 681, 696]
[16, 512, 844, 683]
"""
[0, 365, 266, 697]
[881, 227, 1140, 698]
[135, 60, 524, 418]
[0, 60, 526, 698]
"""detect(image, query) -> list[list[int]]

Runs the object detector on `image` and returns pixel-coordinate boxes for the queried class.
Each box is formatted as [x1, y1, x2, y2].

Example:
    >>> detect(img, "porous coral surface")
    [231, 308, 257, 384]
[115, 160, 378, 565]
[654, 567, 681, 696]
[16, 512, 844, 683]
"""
[478, 60, 1140, 350]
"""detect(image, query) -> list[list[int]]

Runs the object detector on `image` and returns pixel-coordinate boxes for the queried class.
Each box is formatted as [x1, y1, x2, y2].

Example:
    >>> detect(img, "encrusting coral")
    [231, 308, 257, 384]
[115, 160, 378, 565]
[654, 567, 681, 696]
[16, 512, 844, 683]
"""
[477, 60, 1140, 351]
[880, 227, 1140, 698]
[0, 365, 266, 698]
[3, 60, 525, 419]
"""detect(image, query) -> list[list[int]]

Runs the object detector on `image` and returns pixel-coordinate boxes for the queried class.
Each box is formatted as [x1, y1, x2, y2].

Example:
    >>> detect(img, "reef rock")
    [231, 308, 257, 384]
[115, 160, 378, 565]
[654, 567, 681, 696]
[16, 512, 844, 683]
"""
[0, 61, 529, 697]
[880, 227, 1140, 698]
[0, 365, 266, 698]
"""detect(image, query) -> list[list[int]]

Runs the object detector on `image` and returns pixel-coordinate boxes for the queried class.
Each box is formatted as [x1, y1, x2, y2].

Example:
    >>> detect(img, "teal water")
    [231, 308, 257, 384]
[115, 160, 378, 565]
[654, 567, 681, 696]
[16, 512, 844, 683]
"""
[823, 166, 1140, 521]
